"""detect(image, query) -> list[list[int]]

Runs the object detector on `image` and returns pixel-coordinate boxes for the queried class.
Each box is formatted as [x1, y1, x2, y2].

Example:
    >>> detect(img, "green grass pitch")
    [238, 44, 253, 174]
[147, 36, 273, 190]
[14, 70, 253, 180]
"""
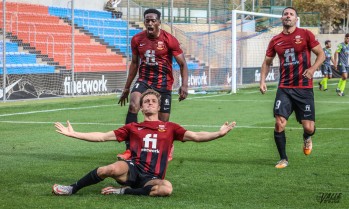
[0, 79, 348, 209]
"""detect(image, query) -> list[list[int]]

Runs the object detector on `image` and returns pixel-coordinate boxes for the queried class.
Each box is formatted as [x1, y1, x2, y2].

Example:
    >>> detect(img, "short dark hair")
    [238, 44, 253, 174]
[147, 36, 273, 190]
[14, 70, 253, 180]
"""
[140, 89, 161, 107]
[325, 40, 331, 45]
[345, 33, 349, 38]
[144, 8, 161, 19]
[282, 7, 298, 16]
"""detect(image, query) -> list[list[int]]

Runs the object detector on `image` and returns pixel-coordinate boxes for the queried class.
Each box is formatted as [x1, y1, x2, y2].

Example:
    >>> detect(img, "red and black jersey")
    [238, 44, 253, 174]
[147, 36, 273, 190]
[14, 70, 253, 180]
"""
[131, 30, 183, 92]
[113, 121, 187, 179]
[266, 27, 320, 88]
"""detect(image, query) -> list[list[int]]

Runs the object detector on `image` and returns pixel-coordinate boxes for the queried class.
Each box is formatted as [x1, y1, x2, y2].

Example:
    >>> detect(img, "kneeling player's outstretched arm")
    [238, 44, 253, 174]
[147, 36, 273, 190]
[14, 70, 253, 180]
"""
[55, 120, 116, 142]
[183, 121, 236, 142]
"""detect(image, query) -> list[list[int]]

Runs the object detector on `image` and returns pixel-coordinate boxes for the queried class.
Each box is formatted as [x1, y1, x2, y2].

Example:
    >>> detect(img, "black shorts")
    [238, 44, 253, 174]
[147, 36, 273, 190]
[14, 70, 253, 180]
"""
[273, 88, 315, 124]
[131, 81, 172, 113]
[116, 160, 159, 189]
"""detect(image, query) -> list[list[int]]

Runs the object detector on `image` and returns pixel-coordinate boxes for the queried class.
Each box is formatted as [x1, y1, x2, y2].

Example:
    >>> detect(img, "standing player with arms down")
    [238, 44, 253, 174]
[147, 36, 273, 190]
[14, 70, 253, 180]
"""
[52, 89, 236, 196]
[117, 9, 189, 161]
[333, 33, 349, 96]
[318, 40, 335, 91]
[259, 7, 325, 168]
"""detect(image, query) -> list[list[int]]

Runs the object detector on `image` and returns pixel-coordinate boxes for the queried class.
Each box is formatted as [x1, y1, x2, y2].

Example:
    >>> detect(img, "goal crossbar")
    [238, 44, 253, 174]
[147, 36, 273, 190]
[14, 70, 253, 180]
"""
[231, 10, 300, 93]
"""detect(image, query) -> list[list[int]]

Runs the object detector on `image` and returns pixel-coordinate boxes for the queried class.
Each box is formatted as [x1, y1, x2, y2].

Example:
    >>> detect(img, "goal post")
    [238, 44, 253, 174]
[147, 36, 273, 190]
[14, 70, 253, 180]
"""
[231, 10, 300, 93]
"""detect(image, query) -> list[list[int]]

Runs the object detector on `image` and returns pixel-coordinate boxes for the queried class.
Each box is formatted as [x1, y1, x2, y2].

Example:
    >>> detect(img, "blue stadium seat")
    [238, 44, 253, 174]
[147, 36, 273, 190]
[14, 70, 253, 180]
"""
[48, 6, 140, 57]
[0, 65, 55, 74]
[0, 42, 19, 52]
[0, 42, 56, 74]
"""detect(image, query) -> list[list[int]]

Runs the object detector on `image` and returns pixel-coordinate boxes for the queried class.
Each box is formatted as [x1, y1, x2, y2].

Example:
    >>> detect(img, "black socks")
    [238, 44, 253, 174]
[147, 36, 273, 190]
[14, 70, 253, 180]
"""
[125, 112, 138, 124]
[70, 168, 103, 194]
[274, 131, 287, 161]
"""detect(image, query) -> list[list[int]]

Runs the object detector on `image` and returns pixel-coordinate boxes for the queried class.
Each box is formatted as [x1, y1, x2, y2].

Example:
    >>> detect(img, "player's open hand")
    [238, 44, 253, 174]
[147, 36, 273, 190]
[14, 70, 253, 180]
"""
[55, 120, 75, 137]
[219, 121, 236, 136]
[118, 89, 130, 106]
[178, 85, 188, 101]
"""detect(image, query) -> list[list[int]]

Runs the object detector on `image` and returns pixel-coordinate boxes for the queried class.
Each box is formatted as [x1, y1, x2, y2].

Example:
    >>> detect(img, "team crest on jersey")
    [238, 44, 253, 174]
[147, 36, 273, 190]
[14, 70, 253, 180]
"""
[294, 35, 303, 44]
[157, 41, 165, 50]
[158, 125, 166, 132]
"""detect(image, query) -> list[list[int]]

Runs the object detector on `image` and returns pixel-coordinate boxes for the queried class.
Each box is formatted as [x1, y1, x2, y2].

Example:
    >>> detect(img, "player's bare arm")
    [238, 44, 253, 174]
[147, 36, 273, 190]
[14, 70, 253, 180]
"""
[183, 121, 236, 142]
[334, 51, 339, 70]
[118, 54, 140, 106]
[174, 53, 189, 101]
[302, 44, 325, 79]
[55, 121, 116, 142]
[260, 56, 274, 94]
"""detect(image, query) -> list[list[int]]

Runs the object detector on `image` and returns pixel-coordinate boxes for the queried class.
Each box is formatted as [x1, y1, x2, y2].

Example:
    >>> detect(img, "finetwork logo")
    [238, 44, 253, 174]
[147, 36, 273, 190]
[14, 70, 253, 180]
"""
[64, 75, 108, 94]
[255, 69, 275, 82]
[188, 72, 207, 86]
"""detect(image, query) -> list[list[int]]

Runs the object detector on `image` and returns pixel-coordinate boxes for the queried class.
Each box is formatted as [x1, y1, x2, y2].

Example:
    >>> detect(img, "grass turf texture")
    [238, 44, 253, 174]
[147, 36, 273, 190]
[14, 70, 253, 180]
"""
[0, 79, 348, 209]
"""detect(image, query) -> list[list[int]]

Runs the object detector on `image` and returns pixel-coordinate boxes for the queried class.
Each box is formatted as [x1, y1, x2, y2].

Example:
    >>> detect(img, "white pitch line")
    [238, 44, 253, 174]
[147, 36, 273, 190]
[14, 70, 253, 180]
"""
[0, 94, 229, 117]
[184, 99, 349, 104]
[0, 104, 115, 117]
[0, 120, 348, 131]
[0, 92, 347, 118]
[186, 93, 232, 100]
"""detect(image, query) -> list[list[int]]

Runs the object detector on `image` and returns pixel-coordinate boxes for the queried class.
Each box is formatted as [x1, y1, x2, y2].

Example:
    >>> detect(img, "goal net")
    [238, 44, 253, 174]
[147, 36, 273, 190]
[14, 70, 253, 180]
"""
[170, 10, 288, 93]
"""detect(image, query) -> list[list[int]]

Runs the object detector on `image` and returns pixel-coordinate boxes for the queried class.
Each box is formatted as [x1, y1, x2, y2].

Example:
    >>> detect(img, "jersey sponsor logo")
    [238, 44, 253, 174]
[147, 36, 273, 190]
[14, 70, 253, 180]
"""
[277, 41, 284, 46]
[142, 134, 160, 153]
[157, 41, 164, 50]
[138, 127, 144, 131]
[294, 35, 303, 44]
[144, 50, 158, 66]
[158, 125, 166, 132]
[140, 43, 146, 47]
[284, 48, 299, 66]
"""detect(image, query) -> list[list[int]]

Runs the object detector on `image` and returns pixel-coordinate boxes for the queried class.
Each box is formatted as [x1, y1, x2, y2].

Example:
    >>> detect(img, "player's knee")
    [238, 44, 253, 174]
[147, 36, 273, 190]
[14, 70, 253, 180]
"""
[97, 166, 110, 178]
[98, 164, 119, 178]
[302, 120, 315, 133]
[128, 101, 140, 113]
[161, 180, 173, 196]
[152, 180, 173, 196]
[162, 186, 173, 196]
[275, 118, 286, 132]
[304, 125, 315, 135]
